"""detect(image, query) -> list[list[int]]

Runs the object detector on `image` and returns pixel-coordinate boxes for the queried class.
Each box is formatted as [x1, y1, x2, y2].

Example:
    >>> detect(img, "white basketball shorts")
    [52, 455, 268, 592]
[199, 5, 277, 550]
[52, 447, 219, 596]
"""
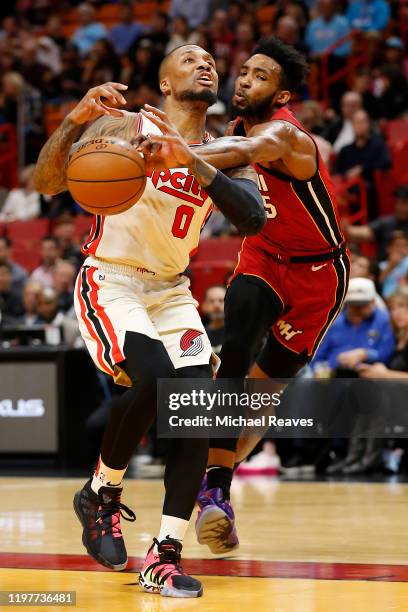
[74, 257, 217, 385]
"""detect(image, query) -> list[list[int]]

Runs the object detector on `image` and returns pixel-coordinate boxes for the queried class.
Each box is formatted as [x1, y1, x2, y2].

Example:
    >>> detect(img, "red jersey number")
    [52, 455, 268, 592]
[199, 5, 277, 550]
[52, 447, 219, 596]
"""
[172, 204, 195, 238]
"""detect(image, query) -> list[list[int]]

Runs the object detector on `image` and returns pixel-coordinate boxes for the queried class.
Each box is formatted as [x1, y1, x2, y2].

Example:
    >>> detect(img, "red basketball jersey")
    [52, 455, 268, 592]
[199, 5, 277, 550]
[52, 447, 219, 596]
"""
[234, 107, 344, 256]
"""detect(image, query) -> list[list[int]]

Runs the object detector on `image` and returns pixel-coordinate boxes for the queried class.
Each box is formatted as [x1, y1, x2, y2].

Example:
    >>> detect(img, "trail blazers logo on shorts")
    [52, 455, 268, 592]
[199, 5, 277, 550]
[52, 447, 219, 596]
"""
[276, 319, 303, 341]
[180, 330, 204, 357]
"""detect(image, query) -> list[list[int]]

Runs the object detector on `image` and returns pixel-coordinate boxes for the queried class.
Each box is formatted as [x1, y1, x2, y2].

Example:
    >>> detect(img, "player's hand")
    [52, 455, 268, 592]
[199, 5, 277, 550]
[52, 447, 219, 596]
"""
[224, 121, 236, 136]
[337, 348, 367, 369]
[346, 165, 362, 180]
[357, 362, 390, 379]
[67, 82, 128, 125]
[138, 104, 195, 170]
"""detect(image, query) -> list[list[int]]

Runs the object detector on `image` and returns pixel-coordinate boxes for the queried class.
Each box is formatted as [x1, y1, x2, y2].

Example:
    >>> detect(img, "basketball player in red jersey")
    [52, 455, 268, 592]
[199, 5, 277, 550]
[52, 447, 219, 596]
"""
[140, 37, 351, 554]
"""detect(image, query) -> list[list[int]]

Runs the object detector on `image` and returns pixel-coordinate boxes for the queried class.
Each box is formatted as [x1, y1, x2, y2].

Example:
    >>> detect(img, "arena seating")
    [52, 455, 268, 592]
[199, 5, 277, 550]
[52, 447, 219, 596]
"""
[8, 219, 50, 271]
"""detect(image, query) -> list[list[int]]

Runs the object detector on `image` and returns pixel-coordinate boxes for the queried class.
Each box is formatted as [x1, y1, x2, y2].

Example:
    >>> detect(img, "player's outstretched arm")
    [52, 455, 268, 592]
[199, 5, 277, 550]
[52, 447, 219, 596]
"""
[141, 106, 316, 180]
[34, 83, 128, 195]
[141, 105, 292, 169]
[192, 122, 294, 169]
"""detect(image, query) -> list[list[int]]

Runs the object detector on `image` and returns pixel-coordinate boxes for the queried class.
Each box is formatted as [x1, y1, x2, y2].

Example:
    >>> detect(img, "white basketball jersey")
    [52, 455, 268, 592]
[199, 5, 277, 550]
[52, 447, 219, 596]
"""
[82, 113, 214, 278]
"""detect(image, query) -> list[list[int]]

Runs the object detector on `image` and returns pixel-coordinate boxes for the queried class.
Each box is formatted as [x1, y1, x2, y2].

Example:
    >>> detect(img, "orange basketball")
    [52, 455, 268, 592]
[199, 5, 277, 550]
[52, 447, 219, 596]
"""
[67, 137, 146, 215]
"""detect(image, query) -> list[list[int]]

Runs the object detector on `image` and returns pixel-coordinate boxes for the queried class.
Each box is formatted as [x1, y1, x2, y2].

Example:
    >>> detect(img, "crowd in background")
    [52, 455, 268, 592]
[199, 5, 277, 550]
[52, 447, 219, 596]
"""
[0, 0, 406, 213]
[0, 0, 407, 475]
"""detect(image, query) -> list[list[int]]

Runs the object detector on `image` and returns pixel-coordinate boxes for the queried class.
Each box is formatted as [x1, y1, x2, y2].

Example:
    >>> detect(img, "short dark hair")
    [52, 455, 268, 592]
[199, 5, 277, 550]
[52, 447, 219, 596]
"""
[253, 37, 309, 92]
[159, 44, 199, 80]
[42, 235, 59, 247]
[390, 230, 408, 244]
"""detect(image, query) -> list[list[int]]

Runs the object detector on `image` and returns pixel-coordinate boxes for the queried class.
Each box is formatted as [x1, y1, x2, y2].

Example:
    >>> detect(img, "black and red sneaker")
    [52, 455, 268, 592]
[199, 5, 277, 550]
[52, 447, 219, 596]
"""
[73, 479, 136, 571]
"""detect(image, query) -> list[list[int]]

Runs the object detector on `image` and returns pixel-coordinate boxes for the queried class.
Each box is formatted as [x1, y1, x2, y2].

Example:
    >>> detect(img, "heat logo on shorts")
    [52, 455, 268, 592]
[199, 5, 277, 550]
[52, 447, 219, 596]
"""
[180, 330, 204, 357]
[276, 319, 303, 341]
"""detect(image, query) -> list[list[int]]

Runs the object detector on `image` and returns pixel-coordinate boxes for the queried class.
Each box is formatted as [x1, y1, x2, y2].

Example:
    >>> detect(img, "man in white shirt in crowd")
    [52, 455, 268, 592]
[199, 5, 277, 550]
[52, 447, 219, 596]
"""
[0, 165, 41, 222]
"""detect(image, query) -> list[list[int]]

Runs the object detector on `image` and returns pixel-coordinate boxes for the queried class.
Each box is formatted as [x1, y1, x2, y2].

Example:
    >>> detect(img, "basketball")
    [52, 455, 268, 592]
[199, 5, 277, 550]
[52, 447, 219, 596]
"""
[66, 137, 146, 215]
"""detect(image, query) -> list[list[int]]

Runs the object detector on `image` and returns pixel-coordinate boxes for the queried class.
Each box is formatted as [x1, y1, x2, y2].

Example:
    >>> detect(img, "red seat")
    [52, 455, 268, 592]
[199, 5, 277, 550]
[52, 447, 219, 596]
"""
[192, 237, 242, 264]
[390, 141, 408, 186]
[385, 119, 408, 146]
[7, 219, 50, 272]
[74, 215, 93, 242]
[374, 169, 397, 217]
[11, 245, 41, 272]
[7, 219, 50, 242]
[189, 260, 236, 307]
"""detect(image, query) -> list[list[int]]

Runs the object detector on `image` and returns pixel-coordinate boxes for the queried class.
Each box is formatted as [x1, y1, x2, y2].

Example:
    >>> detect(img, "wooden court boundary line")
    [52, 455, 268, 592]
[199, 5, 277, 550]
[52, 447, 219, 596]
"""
[1, 553, 408, 582]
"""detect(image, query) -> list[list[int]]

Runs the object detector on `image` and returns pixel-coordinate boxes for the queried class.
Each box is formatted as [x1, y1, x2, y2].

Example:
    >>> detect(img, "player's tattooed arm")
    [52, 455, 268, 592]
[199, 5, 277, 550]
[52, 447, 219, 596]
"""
[34, 82, 127, 195]
[34, 117, 82, 195]
[79, 112, 139, 143]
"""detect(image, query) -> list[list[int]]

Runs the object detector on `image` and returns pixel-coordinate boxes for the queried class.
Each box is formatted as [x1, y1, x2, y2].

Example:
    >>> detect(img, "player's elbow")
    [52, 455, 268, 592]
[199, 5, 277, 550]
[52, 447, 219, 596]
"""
[33, 171, 49, 195]
[34, 171, 64, 196]
[238, 208, 267, 236]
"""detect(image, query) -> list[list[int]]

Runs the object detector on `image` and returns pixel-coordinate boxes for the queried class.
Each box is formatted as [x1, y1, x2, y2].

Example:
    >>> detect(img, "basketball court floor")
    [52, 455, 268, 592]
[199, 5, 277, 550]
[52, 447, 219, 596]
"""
[1, 476, 408, 611]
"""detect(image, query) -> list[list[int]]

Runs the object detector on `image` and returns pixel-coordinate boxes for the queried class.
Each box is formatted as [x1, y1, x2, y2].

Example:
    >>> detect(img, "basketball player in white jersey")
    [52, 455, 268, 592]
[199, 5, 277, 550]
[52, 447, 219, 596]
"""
[34, 45, 265, 598]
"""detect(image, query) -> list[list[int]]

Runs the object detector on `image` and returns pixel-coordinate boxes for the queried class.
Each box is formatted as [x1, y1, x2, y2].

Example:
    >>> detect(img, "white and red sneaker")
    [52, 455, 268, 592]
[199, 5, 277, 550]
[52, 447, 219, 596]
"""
[139, 537, 202, 598]
[235, 442, 281, 476]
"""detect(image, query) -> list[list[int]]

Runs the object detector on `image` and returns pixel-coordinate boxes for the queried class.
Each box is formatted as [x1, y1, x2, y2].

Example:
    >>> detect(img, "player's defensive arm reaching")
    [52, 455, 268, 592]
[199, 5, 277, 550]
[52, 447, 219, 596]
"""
[140, 104, 317, 181]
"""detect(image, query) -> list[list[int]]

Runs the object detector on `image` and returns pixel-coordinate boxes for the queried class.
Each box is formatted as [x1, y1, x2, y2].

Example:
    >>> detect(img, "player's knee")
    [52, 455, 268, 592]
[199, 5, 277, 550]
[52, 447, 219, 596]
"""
[218, 340, 252, 378]
[122, 331, 176, 388]
[257, 334, 308, 378]
[221, 337, 252, 362]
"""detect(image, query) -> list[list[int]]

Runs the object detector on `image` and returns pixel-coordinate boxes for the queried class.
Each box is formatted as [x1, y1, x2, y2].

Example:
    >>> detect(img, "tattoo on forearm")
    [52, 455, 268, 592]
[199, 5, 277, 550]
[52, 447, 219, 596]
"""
[80, 112, 139, 143]
[34, 112, 140, 195]
[189, 156, 217, 188]
[34, 116, 82, 194]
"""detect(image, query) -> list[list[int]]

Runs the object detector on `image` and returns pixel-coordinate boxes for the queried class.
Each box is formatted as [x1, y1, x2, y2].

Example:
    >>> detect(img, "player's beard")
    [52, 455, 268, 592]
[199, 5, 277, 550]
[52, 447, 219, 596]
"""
[175, 88, 218, 106]
[232, 92, 276, 120]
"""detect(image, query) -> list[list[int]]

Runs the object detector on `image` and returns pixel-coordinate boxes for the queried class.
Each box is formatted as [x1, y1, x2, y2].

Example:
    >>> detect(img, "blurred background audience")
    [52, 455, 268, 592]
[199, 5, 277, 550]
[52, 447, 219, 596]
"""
[0, 0, 407, 475]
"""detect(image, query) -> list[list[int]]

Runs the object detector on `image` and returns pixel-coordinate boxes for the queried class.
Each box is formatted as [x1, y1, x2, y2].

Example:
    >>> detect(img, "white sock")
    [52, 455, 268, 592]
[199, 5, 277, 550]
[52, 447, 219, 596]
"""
[155, 515, 189, 552]
[91, 455, 127, 495]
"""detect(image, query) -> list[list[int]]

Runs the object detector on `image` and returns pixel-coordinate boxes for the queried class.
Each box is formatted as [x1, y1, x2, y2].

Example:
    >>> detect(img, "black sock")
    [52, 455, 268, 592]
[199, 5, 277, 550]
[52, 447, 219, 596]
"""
[207, 466, 233, 499]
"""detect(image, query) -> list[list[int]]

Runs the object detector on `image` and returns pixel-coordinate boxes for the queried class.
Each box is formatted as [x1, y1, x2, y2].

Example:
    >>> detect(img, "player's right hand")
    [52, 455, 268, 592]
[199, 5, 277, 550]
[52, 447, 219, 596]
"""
[67, 82, 128, 125]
